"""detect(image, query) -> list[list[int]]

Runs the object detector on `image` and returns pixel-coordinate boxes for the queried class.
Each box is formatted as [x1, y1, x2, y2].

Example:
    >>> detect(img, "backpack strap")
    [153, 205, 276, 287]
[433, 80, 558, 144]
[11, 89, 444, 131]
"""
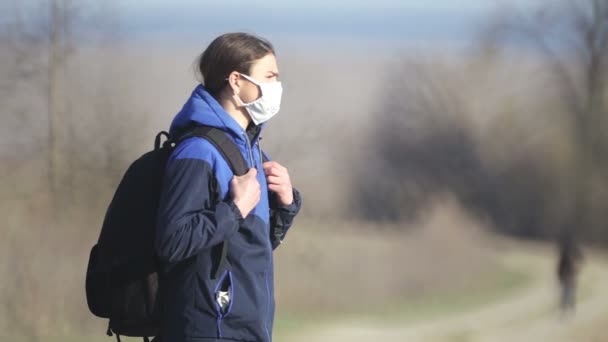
[154, 131, 171, 151]
[187, 126, 249, 176]
[106, 324, 121, 342]
[174, 125, 250, 279]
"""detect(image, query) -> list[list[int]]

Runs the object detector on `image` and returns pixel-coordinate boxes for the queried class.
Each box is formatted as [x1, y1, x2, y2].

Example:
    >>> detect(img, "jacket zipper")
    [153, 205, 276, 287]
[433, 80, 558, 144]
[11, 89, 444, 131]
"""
[257, 138, 272, 342]
[245, 133, 272, 341]
[257, 138, 264, 163]
[265, 271, 272, 342]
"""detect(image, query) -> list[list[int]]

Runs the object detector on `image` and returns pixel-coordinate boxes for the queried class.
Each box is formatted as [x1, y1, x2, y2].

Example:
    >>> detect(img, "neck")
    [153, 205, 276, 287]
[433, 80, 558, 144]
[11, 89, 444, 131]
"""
[219, 93, 251, 130]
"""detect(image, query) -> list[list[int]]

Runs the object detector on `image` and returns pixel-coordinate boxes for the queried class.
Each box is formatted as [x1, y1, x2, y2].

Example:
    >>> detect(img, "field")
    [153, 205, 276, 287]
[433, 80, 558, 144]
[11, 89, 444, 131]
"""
[3, 198, 607, 342]
[279, 239, 608, 342]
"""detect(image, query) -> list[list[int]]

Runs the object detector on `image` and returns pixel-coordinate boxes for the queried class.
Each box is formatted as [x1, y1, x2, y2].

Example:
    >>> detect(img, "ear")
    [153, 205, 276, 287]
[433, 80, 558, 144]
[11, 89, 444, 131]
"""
[227, 71, 242, 95]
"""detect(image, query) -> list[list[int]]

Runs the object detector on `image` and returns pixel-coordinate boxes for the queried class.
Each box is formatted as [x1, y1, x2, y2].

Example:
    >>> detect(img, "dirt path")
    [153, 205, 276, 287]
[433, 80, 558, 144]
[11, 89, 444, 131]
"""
[286, 247, 608, 342]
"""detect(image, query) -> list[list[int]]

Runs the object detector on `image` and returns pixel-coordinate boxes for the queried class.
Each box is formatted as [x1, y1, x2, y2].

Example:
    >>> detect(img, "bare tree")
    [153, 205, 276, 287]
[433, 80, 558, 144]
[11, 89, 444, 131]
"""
[1, 1, 79, 199]
[47, 0, 77, 197]
[352, 60, 488, 223]
[481, 0, 608, 241]
[2, 0, 122, 205]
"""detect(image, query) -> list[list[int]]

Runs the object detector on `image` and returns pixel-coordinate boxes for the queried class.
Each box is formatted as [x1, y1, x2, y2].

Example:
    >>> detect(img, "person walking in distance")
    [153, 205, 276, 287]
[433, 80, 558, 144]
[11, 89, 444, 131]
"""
[557, 236, 584, 315]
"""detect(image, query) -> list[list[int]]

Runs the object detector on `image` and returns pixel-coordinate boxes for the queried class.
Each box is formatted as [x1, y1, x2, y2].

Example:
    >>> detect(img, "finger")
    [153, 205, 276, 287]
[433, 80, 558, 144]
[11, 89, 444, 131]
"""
[263, 161, 280, 170]
[266, 175, 284, 185]
[265, 166, 287, 178]
[246, 168, 257, 177]
[268, 184, 287, 193]
[262, 164, 274, 176]
[263, 161, 284, 175]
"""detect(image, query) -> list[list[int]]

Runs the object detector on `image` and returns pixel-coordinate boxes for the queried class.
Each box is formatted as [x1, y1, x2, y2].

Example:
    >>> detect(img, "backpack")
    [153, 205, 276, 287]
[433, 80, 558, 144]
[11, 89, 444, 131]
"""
[85, 125, 251, 342]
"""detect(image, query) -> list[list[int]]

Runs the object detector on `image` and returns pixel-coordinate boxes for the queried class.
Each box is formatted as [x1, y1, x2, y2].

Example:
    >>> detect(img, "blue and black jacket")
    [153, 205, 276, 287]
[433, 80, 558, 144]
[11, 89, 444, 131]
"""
[155, 85, 302, 342]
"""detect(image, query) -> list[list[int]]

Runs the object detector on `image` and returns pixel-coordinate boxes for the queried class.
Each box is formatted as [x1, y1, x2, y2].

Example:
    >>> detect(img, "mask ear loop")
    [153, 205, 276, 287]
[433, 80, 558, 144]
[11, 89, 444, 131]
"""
[224, 75, 247, 106]
[239, 73, 261, 87]
[232, 73, 265, 106]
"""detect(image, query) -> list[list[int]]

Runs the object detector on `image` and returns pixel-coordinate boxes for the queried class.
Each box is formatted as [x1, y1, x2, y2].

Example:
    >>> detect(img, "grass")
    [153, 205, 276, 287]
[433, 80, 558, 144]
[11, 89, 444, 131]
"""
[377, 267, 532, 324]
[0, 203, 538, 341]
[0, 258, 568, 342]
[2, 239, 555, 342]
[273, 263, 533, 339]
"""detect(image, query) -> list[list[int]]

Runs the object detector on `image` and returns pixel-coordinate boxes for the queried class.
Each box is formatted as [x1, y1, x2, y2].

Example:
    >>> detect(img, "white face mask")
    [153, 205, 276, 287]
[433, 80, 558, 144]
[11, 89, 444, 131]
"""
[236, 73, 283, 125]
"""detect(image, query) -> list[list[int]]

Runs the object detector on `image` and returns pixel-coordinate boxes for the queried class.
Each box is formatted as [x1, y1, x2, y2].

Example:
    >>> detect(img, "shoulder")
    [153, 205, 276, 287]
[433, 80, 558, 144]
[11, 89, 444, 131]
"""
[170, 137, 221, 164]
[167, 137, 233, 183]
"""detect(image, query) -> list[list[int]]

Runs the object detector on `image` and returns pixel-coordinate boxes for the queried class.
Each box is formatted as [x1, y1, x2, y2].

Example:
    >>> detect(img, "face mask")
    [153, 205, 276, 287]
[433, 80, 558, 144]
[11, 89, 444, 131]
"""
[236, 73, 283, 125]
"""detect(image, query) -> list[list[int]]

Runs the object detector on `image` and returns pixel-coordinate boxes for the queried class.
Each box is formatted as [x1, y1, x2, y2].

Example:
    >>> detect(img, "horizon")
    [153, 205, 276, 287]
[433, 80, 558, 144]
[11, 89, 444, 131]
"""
[115, 0, 543, 49]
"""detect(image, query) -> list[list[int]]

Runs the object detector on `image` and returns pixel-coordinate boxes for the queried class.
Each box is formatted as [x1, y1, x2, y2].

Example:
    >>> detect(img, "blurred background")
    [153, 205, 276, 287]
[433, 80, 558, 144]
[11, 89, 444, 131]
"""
[2, 0, 608, 341]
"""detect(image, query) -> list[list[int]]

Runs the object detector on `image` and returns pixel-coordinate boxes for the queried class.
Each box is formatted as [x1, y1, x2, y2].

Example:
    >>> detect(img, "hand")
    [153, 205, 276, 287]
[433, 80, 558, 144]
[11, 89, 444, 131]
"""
[263, 161, 293, 206]
[230, 168, 261, 217]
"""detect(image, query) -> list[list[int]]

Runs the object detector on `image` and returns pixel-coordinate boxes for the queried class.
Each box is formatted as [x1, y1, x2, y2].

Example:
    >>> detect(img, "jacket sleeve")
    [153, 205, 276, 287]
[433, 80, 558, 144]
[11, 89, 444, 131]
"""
[155, 155, 242, 265]
[269, 188, 302, 250]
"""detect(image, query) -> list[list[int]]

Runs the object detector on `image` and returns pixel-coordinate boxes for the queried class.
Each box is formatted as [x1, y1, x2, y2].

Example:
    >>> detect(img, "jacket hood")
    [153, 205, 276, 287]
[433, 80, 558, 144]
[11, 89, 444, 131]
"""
[169, 85, 248, 143]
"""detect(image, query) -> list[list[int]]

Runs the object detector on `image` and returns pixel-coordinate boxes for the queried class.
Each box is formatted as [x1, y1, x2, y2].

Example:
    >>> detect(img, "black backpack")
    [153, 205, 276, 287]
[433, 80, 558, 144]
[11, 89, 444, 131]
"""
[85, 126, 250, 342]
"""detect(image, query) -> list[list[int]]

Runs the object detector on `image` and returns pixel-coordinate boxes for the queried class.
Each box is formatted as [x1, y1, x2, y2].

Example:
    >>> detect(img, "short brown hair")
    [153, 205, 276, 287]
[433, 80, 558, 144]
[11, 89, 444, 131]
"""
[197, 32, 275, 98]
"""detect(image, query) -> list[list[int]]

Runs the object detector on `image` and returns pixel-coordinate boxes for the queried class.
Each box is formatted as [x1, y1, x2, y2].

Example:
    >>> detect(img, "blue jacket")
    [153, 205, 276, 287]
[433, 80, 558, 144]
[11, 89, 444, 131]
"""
[155, 85, 302, 342]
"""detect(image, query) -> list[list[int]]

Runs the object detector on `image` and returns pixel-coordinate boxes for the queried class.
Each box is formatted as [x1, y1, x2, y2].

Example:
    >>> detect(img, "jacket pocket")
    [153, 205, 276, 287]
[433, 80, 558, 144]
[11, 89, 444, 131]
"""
[204, 270, 234, 339]
[213, 270, 234, 318]
[193, 269, 235, 338]
[224, 273, 268, 324]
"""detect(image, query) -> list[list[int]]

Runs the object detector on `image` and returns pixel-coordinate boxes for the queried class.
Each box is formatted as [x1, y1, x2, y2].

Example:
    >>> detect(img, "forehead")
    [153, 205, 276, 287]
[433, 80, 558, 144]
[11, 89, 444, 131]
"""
[250, 54, 279, 74]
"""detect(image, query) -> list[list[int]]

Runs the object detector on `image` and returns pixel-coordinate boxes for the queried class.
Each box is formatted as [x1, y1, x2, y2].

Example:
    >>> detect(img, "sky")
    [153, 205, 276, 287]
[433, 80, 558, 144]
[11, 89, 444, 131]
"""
[0, 0, 548, 47]
[116, 0, 543, 48]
